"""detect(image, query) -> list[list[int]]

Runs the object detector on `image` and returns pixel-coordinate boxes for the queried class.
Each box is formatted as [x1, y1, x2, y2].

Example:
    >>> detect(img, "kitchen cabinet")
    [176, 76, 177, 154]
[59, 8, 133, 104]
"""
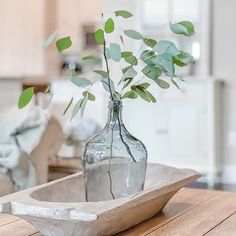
[123, 78, 223, 187]
[0, 0, 45, 76]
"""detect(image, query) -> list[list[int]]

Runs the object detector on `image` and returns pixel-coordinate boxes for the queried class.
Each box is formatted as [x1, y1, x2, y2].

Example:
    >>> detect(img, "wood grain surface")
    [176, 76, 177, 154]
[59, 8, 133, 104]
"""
[1, 188, 236, 236]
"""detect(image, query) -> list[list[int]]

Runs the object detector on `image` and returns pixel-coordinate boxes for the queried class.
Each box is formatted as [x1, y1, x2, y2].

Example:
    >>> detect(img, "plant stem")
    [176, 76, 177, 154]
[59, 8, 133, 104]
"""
[102, 13, 113, 101]
[103, 40, 114, 100]
[107, 120, 116, 200]
[117, 115, 136, 162]
[107, 170, 115, 199]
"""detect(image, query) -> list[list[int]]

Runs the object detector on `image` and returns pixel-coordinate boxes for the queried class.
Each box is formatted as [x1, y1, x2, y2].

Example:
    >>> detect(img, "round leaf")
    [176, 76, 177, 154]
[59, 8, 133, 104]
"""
[56, 36, 72, 52]
[105, 18, 115, 33]
[110, 43, 121, 62]
[82, 55, 96, 60]
[170, 21, 195, 36]
[71, 76, 91, 87]
[18, 87, 34, 109]
[146, 91, 156, 103]
[143, 38, 157, 48]
[95, 29, 104, 45]
[132, 86, 150, 102]
[155, 79, 170, 89]
[153, 40, 179, 56]
[124, 55, 138, 65]
[83, 91, 96, 101]
[101, 78, 115, 93]
[152, 54, 175, 77]
[138, 83, 150, 89]
[115, 10, 133, 18]
[122, 68, 137, 79]
[121, 51, 133, 58]
[71, 99, 82, 120]
[142, 65, 162, 80]
[94, 70, 109, 78]
[122, 90, 138, 99]
[124, 30, 143, 40]
[174, 51, 194, 66]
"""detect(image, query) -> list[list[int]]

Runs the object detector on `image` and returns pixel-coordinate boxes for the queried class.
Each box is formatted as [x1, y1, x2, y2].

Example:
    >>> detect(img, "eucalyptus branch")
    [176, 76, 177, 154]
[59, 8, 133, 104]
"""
[107, 119, 116, 199]
[102, 13, 114, 101]
[103, 40, 114, 100]
[117, 115, 136, 162]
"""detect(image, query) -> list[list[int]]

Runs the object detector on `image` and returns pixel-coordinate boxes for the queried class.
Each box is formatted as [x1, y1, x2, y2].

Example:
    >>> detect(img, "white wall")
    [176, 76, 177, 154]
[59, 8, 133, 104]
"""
[212, 0, 236, 183]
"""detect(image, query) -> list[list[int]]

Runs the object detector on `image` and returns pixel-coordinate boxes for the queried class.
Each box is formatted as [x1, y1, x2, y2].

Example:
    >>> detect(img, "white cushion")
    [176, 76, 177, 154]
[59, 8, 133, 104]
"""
[0, 106, 30, 143]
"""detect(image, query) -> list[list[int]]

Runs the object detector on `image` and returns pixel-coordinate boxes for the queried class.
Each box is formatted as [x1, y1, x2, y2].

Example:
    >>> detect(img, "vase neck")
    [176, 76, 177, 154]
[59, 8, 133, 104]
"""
[105, 101, 123, 128]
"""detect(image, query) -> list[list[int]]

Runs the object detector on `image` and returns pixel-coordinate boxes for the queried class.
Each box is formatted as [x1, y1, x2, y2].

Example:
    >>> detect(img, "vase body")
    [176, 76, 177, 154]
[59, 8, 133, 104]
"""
[83, 101, 148, 201]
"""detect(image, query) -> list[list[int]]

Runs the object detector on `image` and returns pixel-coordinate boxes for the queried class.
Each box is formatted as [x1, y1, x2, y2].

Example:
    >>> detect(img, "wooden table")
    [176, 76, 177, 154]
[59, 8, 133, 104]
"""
[1, 188, 236, 236]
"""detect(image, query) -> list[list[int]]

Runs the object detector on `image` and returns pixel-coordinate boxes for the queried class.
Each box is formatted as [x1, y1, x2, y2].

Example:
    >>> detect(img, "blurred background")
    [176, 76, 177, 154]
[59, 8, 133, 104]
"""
[0, 0, 235, 195]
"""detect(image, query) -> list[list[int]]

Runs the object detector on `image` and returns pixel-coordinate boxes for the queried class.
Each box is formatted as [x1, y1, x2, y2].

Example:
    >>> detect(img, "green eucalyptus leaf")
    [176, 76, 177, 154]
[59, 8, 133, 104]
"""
[170, 21, 195, 36]
[146, 91, 156, 103]
[153, 40, 179, 56]
[124, 29, 143, 40]
[63, 97, 73, 115]
[71, 99, 83, 120]
[110, 43, 121, 62]
[83, 91, 96, 101]
[122, 66, 132, 74]
[101, 78, 115, 93]
[94, 70, 109, 78]
[115, 10, 133, 18]
[105, 18, 115, 33]
[152, 53, 175, 77]
[43, 30, 57, 49]
[80, 97, 88, 117]
[71, 76, 91, 87]
[82, 55, 96, 60]
[142, 64, 162, 80]
[122, 77, 133, 89]
[121, 51, 133, 58]
[140, 50, 156, 61]
[124, 55, 138, 65]
[174, 51, 194, 66]
[122, 68, 137, 79]
[56, 36, 72, 52]
[122, 90, 138, 99]
[138, 82, 150, 89]
[95, 29, 104, 45]
[143, 38, 157, 48]
[18, 87, 34, 109]
[132, 86, 150, 102]
[155, 79, 170, 89]
[171, 79, 181, 89]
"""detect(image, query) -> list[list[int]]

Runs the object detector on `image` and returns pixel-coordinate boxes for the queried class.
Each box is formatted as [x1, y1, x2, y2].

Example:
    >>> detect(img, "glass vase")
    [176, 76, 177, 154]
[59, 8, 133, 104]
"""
[83, 100, 148, 201]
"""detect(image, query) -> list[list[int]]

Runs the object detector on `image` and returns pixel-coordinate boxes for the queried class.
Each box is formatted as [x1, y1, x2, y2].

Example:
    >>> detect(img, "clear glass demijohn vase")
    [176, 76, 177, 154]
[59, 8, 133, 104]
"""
[83, 100, 148, 201]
